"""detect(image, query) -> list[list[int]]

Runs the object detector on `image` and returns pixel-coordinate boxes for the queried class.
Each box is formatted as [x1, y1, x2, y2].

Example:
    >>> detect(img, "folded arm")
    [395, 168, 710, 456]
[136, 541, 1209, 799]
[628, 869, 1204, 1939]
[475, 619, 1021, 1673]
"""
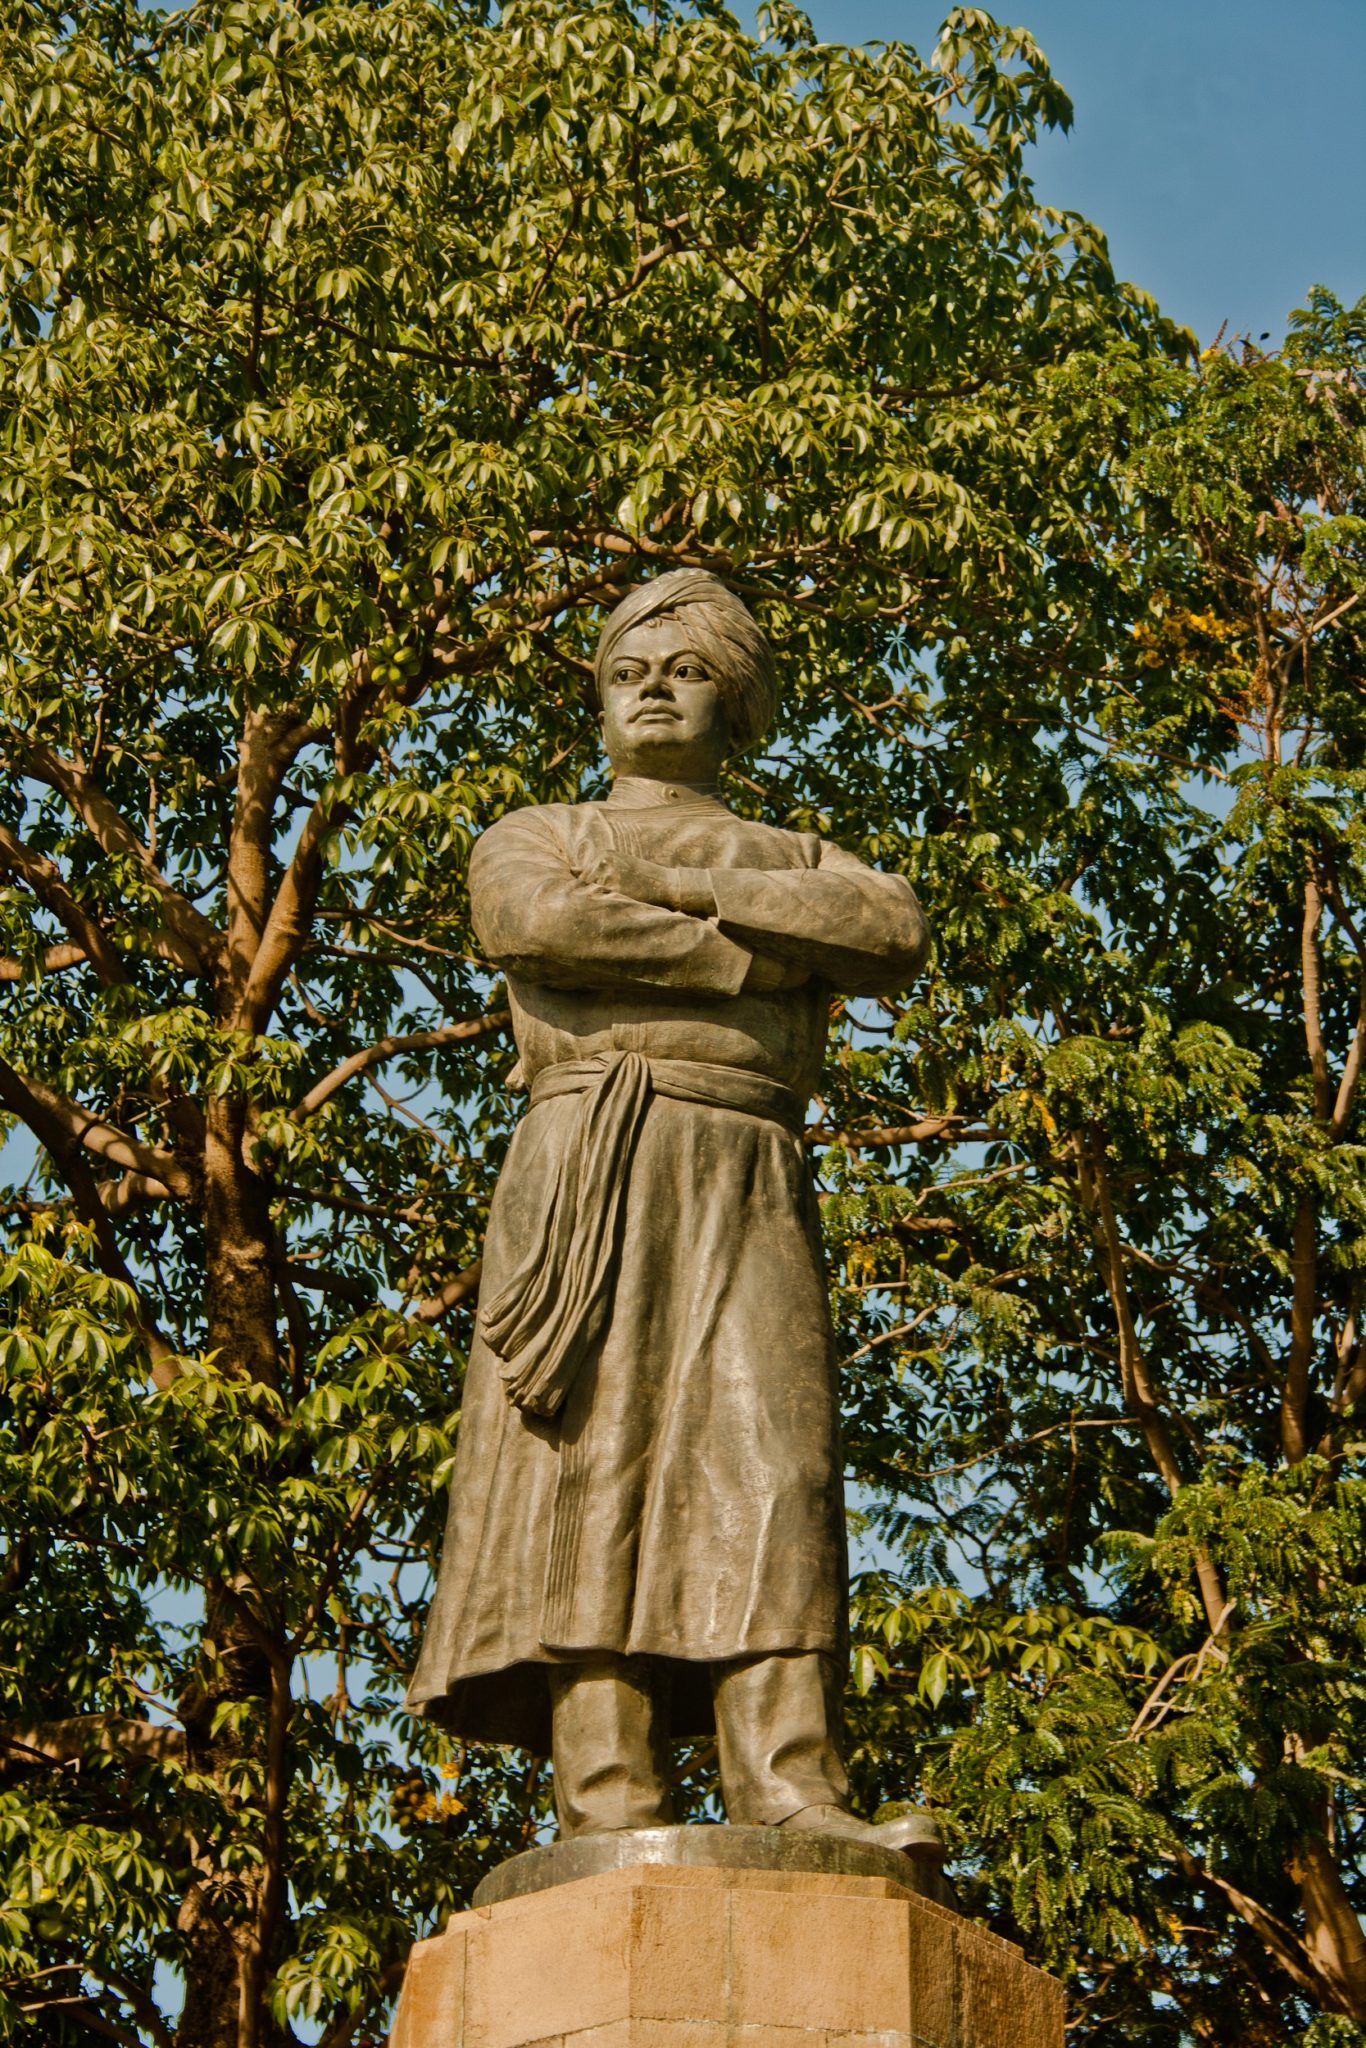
[712, 841, 929, 994]
[582, 840, 930, 997]
[470, 808, 757, 997]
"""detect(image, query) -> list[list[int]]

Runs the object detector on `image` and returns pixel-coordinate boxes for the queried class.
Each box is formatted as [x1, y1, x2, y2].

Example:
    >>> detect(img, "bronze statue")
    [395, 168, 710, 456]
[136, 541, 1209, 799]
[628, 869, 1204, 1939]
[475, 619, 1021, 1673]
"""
[407, 571, 930, 1848]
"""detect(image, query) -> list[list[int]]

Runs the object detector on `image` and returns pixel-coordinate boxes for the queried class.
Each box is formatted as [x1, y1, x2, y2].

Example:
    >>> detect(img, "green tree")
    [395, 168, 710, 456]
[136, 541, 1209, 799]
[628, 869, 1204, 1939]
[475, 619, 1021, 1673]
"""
[0, 0, 1362, 2045]
[839, 293, 1366, 2040]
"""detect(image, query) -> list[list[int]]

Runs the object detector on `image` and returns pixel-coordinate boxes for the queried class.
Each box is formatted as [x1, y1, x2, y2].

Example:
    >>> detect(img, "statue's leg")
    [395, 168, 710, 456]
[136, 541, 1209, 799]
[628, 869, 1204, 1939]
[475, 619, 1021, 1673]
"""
[713, 1650, 946, 1860]
[711, 1650, 850, 1824]
[548, 1653, 676, 1836]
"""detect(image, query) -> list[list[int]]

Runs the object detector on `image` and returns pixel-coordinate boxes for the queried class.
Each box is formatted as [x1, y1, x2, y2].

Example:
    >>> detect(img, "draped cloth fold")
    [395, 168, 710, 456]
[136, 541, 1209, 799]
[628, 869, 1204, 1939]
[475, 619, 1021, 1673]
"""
[478, 1051, 804, 1419]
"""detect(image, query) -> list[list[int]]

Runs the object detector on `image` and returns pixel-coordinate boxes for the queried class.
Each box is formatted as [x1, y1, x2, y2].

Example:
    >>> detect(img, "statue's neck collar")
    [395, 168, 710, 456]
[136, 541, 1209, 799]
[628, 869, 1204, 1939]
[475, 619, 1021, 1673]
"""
[607, 776, 727, 812]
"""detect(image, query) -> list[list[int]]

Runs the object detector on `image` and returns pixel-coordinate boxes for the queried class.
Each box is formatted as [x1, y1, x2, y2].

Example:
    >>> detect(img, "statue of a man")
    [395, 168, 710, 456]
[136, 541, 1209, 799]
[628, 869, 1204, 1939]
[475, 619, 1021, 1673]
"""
[408, 570, 930, 1848]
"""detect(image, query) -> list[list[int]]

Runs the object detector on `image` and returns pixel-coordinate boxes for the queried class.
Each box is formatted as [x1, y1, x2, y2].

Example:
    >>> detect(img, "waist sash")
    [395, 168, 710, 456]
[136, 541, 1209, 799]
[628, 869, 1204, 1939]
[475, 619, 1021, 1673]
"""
[479, 1052, 803, 1418]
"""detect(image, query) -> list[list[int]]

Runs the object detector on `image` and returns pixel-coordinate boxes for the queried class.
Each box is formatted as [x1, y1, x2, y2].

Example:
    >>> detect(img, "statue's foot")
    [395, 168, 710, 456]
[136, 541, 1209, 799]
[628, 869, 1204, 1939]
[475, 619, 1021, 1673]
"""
[777, 1802, 943, 1855]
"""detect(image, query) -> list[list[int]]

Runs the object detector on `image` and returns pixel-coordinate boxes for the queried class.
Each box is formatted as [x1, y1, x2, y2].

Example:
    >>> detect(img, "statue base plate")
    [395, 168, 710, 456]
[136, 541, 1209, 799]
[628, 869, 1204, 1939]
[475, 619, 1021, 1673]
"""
[472, 1821, 948, 1909]
[391, 1844, 1063, 2048]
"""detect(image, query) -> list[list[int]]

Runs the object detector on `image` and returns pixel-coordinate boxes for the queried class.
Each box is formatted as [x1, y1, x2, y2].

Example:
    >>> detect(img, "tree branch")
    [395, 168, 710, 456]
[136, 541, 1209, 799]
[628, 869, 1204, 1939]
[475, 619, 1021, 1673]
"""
[1125, 1247, 1280, 1385]
[1076, 1124, 1228, 1632]
[1127, 1602, 1234, 1738]
[1302, 869, 1333, 1122]
[0, 1715, 186, 1772]
[0, 824, 130, 986]
[912, 1412, 1138, 1480]
[1282, 1193, 1318, 1465]
[1292, 1831, 1366, 2017]
[842, 1304, 939, 1366]
[0, 942, 87, 982]
[15, 1993, 146, 2048]
[805, 1114, 991, 1148]
[11, 1073, 194, 1198]
[283, 1260, 372, 1309]
[232, 672, 380, 1038]
[410, 1260, 482, 1323]
[235, 791, 337, 1034]
[426, 560, 639, 678]
[1170, 1844, 1344, 2010]
[22, 742, 222, 975]
[1322, 873, 1366, 1140]
[98, 1170, 178, 1215]
[0, 1058, 179, 1385]
[293, 1012, 511, 1119]
[225, 707, 321, 1005]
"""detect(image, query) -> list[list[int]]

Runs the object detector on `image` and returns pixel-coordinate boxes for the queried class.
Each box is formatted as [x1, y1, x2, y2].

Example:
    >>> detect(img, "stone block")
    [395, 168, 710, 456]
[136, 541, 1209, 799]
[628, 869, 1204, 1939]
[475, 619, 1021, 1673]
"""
[389, 1862, 1062, 2048]
[729, 1886, 910, 2033]
[391, 1919, 468, 2048]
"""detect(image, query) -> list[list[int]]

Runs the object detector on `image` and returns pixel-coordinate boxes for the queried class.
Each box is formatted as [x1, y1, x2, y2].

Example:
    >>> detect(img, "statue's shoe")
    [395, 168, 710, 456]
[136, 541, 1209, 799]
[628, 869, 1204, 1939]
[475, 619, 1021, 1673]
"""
[776, 1802, 943, 1855]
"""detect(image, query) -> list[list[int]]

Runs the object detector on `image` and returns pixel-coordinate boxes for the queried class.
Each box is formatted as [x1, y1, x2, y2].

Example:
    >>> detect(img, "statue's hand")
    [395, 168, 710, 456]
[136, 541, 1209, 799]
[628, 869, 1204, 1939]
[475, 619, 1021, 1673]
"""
[579, 850, 714, 917]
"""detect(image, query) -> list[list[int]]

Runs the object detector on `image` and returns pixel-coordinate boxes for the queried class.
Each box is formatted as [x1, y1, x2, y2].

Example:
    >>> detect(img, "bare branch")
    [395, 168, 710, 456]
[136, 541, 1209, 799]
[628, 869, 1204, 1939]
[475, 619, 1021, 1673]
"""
[1283, 1194, 1318, 1465]
[1128, 1603, 1235, 1739]
[805, 1114, 992, 1148]
[1075, 1125, 1228, 1633]
[283, 1260, 372, 1309]
[1331, 980, 1366, 1139]
[1291, 1833, 1366, 2016]
[0, 824, 130, 986]
[225, 707, 321, 1004]
[14, 1993, 145, 2048]
[1302, 869, 1333, 1123]
[293, 1012, 511, 1119]
[23, 742, 222, 975]
[235, 789, 338, 1034]
[1321, 876, 1366, 1140]
[410, 1260, 482, 1323]
[1307, 589, 1361, 639]
[1170, 1844, 1341, 2008]
[0, 942, 87, 982]
[14, 1073, 194, 1198]
[0, 1715, 186, 1772]
[279, 1179, 420, 1226]
[1125, 1247, 1280, 1385]
[98, 1170, 178, 1215]
[1281, 853, 1344, 1465]
[232, 679, 387, 1035]
[842, 1306, 940, 1366]
[0, 1058, 179, 1385]
[426, 561, 639, 677]
[913, 1412, 1138, 1481]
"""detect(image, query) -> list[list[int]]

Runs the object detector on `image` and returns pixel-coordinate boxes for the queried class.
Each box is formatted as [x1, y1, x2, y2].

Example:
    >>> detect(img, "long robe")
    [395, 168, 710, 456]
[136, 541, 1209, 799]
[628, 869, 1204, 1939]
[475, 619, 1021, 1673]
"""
[406, 777, 929, 1752]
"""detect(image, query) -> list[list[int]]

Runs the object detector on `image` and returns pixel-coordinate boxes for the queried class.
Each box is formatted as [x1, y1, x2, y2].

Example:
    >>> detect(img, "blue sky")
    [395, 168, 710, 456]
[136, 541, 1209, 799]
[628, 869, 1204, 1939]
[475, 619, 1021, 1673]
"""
[802, 0, 1366, 349]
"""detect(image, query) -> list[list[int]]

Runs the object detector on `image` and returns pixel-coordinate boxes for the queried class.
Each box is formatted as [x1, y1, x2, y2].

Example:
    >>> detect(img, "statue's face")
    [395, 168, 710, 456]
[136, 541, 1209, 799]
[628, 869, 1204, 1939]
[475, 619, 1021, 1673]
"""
[600, 615, 730, 782]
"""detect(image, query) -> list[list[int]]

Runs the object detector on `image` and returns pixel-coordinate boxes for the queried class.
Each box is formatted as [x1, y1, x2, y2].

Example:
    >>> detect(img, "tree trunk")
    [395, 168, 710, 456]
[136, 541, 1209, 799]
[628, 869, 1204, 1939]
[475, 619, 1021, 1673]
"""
[177, 1096, 289, 2047]
[1293, 1826, 1366, 2020]
[177, 1598, 286, 2048]
[202, 1094, 280, 1393]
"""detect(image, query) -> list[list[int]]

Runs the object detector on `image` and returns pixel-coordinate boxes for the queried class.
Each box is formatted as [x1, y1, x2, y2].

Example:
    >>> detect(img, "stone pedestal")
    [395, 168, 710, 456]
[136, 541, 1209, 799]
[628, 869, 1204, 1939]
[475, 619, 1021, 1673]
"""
[390, 1860, 1063, 2048]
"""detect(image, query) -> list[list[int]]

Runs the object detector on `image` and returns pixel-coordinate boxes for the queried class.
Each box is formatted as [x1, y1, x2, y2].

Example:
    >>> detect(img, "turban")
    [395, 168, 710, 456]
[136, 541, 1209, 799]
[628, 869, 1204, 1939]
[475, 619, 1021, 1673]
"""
[592, 569, 777, 755]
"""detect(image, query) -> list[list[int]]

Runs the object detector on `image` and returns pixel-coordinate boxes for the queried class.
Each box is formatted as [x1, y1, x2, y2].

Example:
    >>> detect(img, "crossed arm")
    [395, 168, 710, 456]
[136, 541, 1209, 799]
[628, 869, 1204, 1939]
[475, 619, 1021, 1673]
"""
[470, 809, 930, 1000]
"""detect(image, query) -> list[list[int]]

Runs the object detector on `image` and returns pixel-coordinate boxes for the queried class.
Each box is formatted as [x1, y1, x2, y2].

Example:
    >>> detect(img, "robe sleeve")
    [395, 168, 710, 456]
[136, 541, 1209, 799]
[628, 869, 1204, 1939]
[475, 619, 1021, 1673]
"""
[470, 807, 754, 997]
[706, 839, 930, 996]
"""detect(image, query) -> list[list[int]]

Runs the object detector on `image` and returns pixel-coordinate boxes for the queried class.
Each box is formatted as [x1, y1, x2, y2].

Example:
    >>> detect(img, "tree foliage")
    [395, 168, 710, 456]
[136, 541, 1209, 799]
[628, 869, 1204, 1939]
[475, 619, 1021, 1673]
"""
[0, 0, 1362, 2043]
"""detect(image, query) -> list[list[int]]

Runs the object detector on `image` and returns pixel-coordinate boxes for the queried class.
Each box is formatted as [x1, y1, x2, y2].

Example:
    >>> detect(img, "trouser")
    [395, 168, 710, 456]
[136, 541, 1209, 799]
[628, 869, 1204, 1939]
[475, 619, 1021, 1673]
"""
[547, 1650, 850, 1836]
